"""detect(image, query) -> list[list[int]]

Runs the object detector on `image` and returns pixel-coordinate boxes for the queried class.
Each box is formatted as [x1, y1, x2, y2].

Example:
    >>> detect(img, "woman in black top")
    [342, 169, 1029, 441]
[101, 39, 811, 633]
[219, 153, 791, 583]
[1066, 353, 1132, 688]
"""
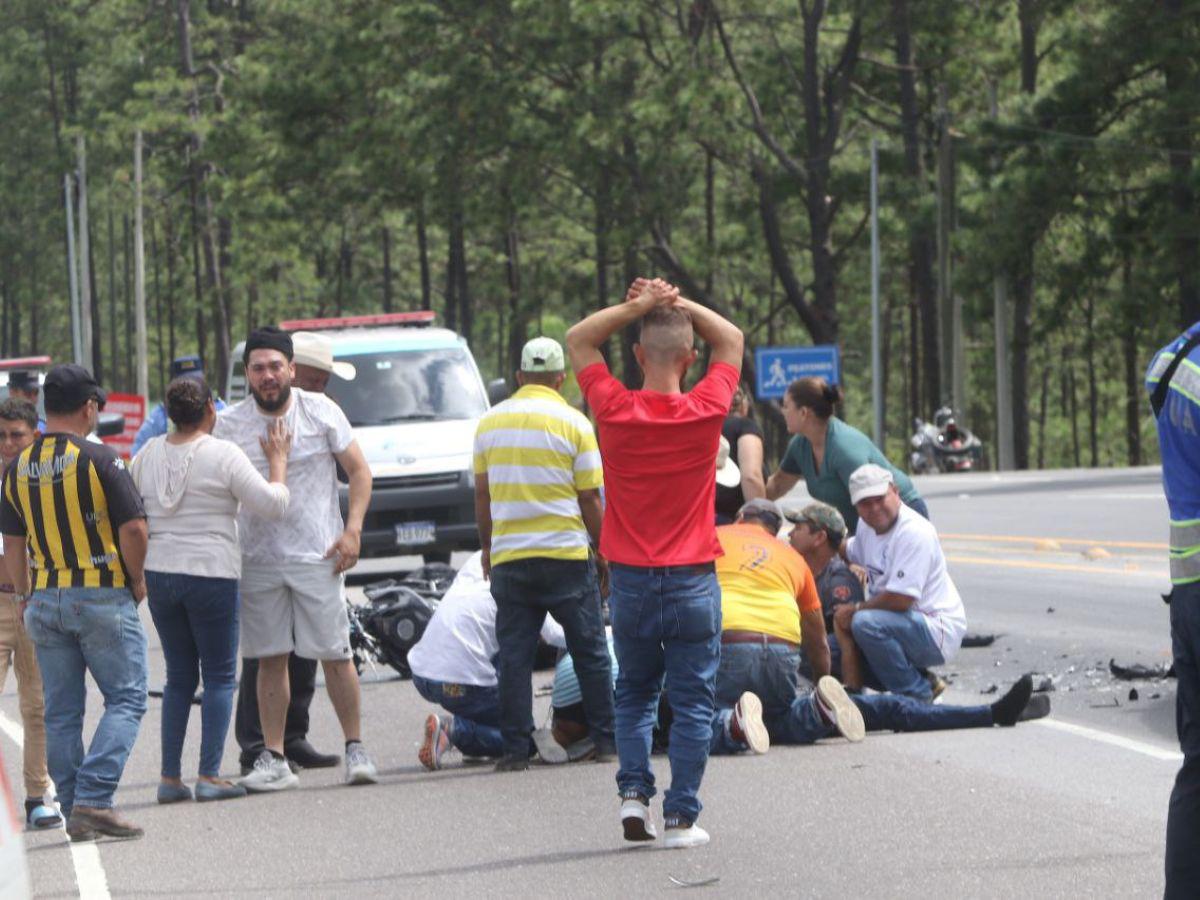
[715, 385, 766, 523]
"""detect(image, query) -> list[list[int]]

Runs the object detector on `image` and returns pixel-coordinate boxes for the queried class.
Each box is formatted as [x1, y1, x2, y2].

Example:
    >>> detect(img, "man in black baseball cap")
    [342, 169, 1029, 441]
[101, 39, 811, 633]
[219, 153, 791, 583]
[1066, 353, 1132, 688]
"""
[43, 364, 107, 417]
[7, 370, 45, 433]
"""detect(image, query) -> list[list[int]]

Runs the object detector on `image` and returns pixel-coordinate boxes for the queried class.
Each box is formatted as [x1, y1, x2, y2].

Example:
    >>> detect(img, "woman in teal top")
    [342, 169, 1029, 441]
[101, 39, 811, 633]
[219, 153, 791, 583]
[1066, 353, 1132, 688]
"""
[765, 377, 927, 532]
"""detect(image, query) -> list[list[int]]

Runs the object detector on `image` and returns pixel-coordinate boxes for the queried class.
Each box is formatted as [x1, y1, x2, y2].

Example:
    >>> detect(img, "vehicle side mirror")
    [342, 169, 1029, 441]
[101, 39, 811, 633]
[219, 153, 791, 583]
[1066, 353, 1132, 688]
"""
[487, 378, 510, 406]
[95, 411, 126, 437]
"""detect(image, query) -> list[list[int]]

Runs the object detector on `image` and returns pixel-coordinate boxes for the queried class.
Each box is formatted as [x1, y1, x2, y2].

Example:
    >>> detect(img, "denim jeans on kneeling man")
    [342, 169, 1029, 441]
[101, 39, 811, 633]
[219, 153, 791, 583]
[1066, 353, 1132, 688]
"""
[412, 674, 504, 758]
[24, 587, 148, 815]
[850, 607, 946, 700]
[610, 563, 721, 826]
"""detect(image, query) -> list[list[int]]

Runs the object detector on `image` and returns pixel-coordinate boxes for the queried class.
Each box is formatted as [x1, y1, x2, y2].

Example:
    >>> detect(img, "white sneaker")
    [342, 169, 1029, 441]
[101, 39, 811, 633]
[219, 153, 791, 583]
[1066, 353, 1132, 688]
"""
[620, 792, 657, 842]
[345, 743, 379, 785]
[663, 822, 710, 849]
[814, 676, 866, 742]
[730, 692, 769, 754]
[239, 751, 299, 793]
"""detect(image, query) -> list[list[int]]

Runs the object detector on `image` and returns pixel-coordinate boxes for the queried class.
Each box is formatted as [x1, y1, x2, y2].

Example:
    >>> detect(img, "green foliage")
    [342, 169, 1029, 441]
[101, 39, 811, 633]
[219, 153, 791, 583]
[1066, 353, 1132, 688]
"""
[2, 0, 1197, 469]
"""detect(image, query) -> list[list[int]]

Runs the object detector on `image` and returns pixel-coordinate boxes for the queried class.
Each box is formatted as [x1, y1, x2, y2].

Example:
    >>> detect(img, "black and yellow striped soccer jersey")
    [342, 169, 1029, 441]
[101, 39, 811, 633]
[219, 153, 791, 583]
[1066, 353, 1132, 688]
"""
[0, 433, 145, 589]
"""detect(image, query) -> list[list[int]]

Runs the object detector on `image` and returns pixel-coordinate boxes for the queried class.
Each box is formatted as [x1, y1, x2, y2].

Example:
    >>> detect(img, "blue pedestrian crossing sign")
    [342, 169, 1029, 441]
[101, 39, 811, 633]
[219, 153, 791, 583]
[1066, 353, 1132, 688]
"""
[754, 346, 840, 399]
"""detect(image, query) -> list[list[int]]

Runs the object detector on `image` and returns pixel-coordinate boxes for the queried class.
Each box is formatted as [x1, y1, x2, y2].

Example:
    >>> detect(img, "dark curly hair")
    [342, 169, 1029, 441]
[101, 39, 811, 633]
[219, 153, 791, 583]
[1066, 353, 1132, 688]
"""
[165, 377, 211, 429]
[786, 376, 842, 420]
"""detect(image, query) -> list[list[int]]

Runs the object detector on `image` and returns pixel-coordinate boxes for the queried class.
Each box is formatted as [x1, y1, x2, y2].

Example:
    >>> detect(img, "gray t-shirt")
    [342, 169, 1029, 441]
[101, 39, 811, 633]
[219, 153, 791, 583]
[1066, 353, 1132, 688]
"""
[214, 388, 354, 565]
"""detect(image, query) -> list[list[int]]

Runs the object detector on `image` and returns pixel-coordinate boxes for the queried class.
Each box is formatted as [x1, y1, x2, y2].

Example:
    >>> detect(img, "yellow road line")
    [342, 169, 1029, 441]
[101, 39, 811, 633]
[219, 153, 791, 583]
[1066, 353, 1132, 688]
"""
[945, 554, 1167, 579]
[940, 532, 1168, 551]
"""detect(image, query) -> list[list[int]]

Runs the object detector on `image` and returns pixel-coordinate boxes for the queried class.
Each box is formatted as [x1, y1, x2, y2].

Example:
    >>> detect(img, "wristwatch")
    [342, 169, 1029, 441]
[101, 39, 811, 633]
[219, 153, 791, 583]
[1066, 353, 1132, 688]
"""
[12, 591, 30, 605]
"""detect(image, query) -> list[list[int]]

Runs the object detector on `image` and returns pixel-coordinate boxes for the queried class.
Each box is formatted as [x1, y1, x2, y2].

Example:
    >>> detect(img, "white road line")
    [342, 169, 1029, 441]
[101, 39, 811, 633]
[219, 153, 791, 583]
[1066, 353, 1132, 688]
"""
[0, 708, 112, 900]
[1032, 717, 1184, 762]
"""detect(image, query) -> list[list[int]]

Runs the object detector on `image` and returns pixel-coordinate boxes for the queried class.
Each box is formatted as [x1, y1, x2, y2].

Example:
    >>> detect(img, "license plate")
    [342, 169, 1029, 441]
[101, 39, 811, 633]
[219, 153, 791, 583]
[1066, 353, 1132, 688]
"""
[394, 521, 436, 546]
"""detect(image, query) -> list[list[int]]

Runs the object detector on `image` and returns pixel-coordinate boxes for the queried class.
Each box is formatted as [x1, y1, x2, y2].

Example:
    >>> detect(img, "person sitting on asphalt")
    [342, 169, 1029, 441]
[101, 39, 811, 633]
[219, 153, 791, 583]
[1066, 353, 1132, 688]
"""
[131, 356, 226, 456]
[832, 464, 966, 702]
[408, 551, 566, 770]
[706, 499, 1047, 758]
[0, 399, 60, 829]
[233, 331, 354, 776]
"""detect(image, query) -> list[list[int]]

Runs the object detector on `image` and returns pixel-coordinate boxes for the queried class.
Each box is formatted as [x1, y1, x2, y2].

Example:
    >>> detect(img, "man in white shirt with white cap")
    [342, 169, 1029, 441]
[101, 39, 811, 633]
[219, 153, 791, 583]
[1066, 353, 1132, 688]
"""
[290, 332, 358, 394]
[832, 463, 966, 701]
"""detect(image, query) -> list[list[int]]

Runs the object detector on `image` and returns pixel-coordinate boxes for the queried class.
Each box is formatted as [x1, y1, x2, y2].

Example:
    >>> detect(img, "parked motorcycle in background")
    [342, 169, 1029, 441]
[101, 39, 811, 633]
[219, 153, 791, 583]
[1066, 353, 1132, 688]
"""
[911, 407, 985, 474]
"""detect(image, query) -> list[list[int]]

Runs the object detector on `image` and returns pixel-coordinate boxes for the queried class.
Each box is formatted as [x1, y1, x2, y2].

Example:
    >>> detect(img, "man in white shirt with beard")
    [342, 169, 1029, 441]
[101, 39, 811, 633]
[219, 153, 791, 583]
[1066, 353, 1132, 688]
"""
[832, 464, 966, 702]
[216, 326, 377, 791]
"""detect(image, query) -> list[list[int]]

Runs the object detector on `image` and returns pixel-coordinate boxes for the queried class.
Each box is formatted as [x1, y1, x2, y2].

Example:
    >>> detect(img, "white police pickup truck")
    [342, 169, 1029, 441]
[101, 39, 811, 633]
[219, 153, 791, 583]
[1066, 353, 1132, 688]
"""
[229, 312, 507, 562]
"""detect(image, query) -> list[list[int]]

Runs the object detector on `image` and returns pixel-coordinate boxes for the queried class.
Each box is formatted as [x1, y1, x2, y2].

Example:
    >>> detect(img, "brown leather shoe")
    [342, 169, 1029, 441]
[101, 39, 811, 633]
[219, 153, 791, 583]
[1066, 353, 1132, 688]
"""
[67, 807, 144, 841]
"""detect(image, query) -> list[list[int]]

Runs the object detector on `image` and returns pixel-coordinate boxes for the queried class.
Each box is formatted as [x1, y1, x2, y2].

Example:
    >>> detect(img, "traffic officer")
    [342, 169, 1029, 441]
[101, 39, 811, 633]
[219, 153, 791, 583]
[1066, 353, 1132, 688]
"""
[1147, 321, 1200, 899]
[131, 356, 226, 455]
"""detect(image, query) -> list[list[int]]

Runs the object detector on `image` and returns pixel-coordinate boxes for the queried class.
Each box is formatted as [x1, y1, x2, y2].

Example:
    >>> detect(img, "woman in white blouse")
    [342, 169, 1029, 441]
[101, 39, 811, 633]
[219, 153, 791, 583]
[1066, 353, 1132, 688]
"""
[131, 376, 291, 804]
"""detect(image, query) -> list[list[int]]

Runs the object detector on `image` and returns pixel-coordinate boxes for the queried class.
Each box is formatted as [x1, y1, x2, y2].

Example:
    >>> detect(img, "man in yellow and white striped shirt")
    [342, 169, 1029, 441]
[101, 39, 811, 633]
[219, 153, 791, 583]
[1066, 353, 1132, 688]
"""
[473, 337, 615, 771]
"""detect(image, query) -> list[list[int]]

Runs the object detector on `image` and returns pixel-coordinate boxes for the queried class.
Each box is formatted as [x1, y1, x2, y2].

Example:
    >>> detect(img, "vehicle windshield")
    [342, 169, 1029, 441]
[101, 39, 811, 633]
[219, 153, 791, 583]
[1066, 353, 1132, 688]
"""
[328, 347, 488, 426]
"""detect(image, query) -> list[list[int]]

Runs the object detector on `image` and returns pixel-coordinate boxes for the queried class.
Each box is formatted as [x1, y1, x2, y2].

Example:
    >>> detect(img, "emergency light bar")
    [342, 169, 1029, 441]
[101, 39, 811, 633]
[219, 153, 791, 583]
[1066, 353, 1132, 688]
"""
[0, 356, 52, 370]
[279, 311, 436, 332]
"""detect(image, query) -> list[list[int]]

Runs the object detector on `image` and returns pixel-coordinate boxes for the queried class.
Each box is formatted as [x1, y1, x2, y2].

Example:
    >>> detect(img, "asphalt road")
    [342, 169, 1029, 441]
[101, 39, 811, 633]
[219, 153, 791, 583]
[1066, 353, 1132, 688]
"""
[1, 467, 1179, 898]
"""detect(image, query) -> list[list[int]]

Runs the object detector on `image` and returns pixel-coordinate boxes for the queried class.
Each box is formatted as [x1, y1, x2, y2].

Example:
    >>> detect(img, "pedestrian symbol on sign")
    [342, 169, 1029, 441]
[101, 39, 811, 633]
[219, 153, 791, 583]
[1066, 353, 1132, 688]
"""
[765, 358, 788, 389]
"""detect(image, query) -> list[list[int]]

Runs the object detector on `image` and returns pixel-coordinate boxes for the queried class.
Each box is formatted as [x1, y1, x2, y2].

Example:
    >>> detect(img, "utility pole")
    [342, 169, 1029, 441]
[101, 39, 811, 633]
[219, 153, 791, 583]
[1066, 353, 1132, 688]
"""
[134, 130, 149, 400]
[870, 138, 883, 447]
[76, 135, 94, 373]
[990, 83, 1014, 469]
[64, 174, 82, 364]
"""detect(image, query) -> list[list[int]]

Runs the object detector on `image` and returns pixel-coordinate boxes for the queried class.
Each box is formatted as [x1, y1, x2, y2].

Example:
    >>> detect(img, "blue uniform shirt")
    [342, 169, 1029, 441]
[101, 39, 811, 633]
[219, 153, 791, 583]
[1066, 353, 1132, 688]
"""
[130, 397, 226, 456]
[1146, 321, 1200, 584]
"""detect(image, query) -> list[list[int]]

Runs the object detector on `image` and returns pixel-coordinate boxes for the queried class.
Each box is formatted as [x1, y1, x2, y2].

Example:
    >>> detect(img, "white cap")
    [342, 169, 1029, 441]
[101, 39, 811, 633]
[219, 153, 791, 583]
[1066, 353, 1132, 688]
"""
[715, 435, 741, 488]
[291, 332, 356, 381]
[520, 337, 565, 372]
[848, 463, 894, 505]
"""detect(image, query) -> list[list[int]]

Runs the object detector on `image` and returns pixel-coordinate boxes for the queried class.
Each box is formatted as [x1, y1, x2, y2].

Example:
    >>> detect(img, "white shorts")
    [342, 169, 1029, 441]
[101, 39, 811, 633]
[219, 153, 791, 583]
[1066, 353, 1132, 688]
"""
[239, 560, 350, 661]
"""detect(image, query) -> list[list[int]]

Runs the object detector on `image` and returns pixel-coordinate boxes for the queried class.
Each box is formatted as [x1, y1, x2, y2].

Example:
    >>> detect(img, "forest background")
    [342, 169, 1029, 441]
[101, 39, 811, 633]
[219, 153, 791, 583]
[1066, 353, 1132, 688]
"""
[2, 0, 1197, 469]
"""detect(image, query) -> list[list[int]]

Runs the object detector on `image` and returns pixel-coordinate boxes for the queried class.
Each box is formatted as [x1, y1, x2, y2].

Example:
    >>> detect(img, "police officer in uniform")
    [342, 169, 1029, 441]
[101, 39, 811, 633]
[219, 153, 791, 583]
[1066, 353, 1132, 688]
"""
[1147, 322, 1200, 898]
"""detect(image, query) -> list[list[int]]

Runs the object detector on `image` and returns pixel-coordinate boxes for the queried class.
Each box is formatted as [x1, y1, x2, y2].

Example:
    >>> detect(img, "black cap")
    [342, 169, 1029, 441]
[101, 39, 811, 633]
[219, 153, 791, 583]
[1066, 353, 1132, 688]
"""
[43, 364, 107, 414]
[243, 326, 293, 364]
[170, 355, 205, 381]
[8, 370, 38, 391]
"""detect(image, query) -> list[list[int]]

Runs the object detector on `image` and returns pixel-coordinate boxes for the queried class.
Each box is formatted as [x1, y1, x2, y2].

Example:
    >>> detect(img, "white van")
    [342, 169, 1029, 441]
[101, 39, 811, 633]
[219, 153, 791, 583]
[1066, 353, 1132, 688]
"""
[229, 312, 506, 562]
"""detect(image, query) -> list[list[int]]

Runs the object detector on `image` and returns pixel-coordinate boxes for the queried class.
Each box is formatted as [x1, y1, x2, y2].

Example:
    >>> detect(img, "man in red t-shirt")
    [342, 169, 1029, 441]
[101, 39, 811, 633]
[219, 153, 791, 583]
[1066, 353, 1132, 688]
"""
[566, 277, 743, 850]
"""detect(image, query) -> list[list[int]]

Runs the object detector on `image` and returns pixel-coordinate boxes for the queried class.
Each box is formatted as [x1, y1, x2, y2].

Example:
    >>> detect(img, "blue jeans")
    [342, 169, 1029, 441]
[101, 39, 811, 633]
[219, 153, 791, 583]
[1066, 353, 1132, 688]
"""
[610, 563, 721, 825]
[851, 608, 945, 700]
[1167, 581, 1200, 898]
[491, 557, 614, 758]
[24, 587, 148, 813]
[709, 643, 991, 753]
[412, 675, 503, 758]
[146, 571, 239, 779]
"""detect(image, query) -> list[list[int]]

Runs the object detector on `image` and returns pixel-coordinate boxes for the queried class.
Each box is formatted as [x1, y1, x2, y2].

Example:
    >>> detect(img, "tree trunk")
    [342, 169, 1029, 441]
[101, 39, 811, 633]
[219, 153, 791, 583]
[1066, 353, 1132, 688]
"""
[1162, 0, 1199, 327]
[124, 213, 133, 391]
[1085, 297, 1098, 466]
[108, 208, 118, 387]
[381, 226, 393, 312]
[416, 198, 431, 311]
[88, 218, 103, 382]
[1010, 0, 1042, 469]
[1036, 362, 1048, 469]
[892, 0, 939, 415]
[620, 244, 642, 389]
[177, 0, 230, 392]
[504, 211, 524, 380]
[151, 217, 165, 396]
[1122, 253, 1142, 466]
